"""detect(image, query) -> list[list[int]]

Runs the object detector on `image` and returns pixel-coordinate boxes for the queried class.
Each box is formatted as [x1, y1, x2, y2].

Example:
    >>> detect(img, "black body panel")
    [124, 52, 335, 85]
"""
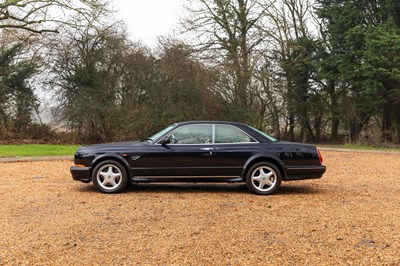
[146, 144, 217, 176]
[70, 121, 326, 186]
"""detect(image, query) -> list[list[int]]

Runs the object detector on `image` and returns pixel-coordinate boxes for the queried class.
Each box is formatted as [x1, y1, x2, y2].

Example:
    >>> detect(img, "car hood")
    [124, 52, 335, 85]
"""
[78, 141, 147, 153]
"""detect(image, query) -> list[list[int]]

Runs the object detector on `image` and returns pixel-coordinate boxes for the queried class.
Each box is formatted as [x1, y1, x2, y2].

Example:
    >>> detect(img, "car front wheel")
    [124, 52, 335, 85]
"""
[92, 160, 128, 193]
[246, 162, 282, 195]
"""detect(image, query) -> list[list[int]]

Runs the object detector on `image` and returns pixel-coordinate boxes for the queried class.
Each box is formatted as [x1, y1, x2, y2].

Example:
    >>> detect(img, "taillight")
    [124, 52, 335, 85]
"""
[317, 148, 323, 164]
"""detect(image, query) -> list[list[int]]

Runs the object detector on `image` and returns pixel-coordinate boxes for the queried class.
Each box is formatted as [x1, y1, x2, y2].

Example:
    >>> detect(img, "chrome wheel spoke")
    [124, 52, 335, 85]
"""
[111, 172, 121, 179]
[265, 172, 274, 179]
[258, 180, 266, 189]
[107, 166, 113, 175]
[101, 178, 109, 186]
[252, 175, 261, 182]
[264, 178, 273, 187]
[259, 168, 266, 175]
[99, 171, 108, 178]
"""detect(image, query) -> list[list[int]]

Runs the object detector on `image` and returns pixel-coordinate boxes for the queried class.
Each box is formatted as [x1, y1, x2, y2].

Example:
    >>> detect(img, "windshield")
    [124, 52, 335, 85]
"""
[147, 124, 175, 142]
[250, 126, 277, 142]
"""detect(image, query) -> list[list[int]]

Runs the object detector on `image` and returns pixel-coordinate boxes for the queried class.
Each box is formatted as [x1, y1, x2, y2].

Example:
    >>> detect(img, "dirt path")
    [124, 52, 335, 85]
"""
[1, 150, 399, 265]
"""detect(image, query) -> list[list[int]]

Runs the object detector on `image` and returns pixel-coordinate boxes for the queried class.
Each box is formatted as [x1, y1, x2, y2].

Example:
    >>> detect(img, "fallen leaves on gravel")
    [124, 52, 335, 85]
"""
[1, 151, 400, 265]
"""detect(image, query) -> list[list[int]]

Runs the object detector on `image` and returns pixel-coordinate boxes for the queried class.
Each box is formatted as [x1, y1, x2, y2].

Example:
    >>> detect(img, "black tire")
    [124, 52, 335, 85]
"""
[92, 160, 128, 193]
[245, 162, 282, 195]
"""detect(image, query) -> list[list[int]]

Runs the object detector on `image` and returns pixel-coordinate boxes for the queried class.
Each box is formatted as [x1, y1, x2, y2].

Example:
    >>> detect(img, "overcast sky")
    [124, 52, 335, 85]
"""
[112, 0, 187, 48]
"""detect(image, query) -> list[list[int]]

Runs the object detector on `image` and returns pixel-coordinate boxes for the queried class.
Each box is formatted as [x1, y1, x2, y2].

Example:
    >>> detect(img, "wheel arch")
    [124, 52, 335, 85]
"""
[91, 154, 131, 178]
[242, 154, 286, 180]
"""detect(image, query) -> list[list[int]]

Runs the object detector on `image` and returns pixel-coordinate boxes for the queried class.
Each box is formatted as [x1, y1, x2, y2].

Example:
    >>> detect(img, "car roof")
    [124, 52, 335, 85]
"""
[175, 121, 248, 126]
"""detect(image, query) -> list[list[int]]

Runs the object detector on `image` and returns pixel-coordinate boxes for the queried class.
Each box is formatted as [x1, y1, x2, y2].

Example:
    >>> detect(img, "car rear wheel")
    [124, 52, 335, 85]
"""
[246, 162, 282, 195]
[92, 160, 128, 193]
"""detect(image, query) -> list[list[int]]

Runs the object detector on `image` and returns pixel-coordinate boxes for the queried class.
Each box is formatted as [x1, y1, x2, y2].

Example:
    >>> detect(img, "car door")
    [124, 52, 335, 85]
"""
[147, 124, 217, 177]
[213, 124, 259, 177]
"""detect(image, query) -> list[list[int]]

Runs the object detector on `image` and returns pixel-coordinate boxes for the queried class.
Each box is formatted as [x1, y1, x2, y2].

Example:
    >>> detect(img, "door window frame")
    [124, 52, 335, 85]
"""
[155, 123, 259, 145]
[213, 124, 258, 144]
[155, 123, 214, 145]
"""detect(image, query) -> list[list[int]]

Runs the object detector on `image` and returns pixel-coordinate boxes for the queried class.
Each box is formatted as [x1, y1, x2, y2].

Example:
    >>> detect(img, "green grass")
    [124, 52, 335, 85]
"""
[0, 144, 80, 157]
[320, 143, 400, 152]
[1, 143, 399, 157]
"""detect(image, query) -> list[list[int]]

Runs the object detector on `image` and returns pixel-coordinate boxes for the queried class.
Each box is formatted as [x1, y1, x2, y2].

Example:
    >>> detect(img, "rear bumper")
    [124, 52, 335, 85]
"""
[285, 165, 326, 181]
[70, 166, 92, 183]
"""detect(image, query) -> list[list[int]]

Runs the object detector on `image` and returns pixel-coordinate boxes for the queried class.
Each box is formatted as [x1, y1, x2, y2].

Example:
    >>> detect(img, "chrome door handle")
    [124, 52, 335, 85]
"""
[201, 147, 214, 151]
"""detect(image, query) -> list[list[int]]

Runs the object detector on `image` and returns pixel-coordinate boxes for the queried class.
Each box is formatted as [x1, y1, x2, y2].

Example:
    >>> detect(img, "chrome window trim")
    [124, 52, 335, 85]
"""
[155, 123, 214, 145]
[212, 141, 259, 145]
[154, 142, 259, 146]
[214, 124, 259, 144]
[150, 124, 177, 145]
[212, 124, 216, 143]
[154, 123, 259, 146]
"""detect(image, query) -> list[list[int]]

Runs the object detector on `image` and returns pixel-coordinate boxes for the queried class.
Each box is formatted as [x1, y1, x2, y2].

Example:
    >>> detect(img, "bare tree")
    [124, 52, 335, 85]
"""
[183, 0, 269, 125]
[0, 0, 105, 34]
[261, 0, 322, 141]
[51, 19, 130, 142]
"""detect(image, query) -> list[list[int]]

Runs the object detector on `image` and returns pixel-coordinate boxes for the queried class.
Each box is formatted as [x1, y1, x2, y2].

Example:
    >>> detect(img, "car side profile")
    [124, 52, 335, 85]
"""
[71, 121, 326, 195]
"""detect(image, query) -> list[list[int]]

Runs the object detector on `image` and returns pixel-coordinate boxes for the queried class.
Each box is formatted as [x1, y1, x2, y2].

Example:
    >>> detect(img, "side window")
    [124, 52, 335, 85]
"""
[215, 125, 255, 143]
[169, 124, 212, 144]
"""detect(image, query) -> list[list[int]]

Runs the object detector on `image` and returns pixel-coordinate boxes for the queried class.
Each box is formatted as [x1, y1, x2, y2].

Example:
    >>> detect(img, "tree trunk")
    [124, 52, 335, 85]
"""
[326, 80, 340, 141]
[382, 103, 393, 142]
[382, 100, 400, 143]
[289, 113, 295, 141]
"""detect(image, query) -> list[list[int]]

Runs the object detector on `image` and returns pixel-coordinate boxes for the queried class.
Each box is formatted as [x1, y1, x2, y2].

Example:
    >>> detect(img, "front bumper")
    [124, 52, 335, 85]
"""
[70, 166, 92, 183]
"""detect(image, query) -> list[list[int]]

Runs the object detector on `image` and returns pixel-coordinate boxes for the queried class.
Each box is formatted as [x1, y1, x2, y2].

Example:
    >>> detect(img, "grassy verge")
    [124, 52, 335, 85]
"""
[1, 143, 399, 157]
[319, 143, 400, 152]
[0, 144, 80, 157]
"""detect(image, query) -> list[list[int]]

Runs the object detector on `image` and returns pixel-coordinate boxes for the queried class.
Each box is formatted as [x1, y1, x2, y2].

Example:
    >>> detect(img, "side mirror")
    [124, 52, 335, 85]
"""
[159, 136, 170, 146]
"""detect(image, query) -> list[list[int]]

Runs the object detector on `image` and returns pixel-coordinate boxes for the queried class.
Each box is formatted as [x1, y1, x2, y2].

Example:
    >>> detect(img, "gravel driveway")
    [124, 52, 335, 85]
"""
[1, 150, 399, 265]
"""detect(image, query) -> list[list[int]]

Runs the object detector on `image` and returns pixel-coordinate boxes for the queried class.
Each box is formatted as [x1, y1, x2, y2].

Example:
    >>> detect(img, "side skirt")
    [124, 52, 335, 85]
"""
[131, 177, 243, 183]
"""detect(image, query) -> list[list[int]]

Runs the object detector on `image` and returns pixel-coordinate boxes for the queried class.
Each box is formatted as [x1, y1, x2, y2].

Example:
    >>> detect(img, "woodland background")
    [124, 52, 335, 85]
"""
[1, 0, 400, 144]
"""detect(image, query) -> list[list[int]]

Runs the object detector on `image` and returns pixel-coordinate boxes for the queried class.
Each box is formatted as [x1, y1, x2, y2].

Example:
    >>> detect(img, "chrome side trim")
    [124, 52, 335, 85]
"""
[131, 156, 141, 161]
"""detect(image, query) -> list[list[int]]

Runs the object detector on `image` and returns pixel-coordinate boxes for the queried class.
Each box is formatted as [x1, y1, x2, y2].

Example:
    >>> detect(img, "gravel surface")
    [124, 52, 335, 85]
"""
[1, 151, 400, 265]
